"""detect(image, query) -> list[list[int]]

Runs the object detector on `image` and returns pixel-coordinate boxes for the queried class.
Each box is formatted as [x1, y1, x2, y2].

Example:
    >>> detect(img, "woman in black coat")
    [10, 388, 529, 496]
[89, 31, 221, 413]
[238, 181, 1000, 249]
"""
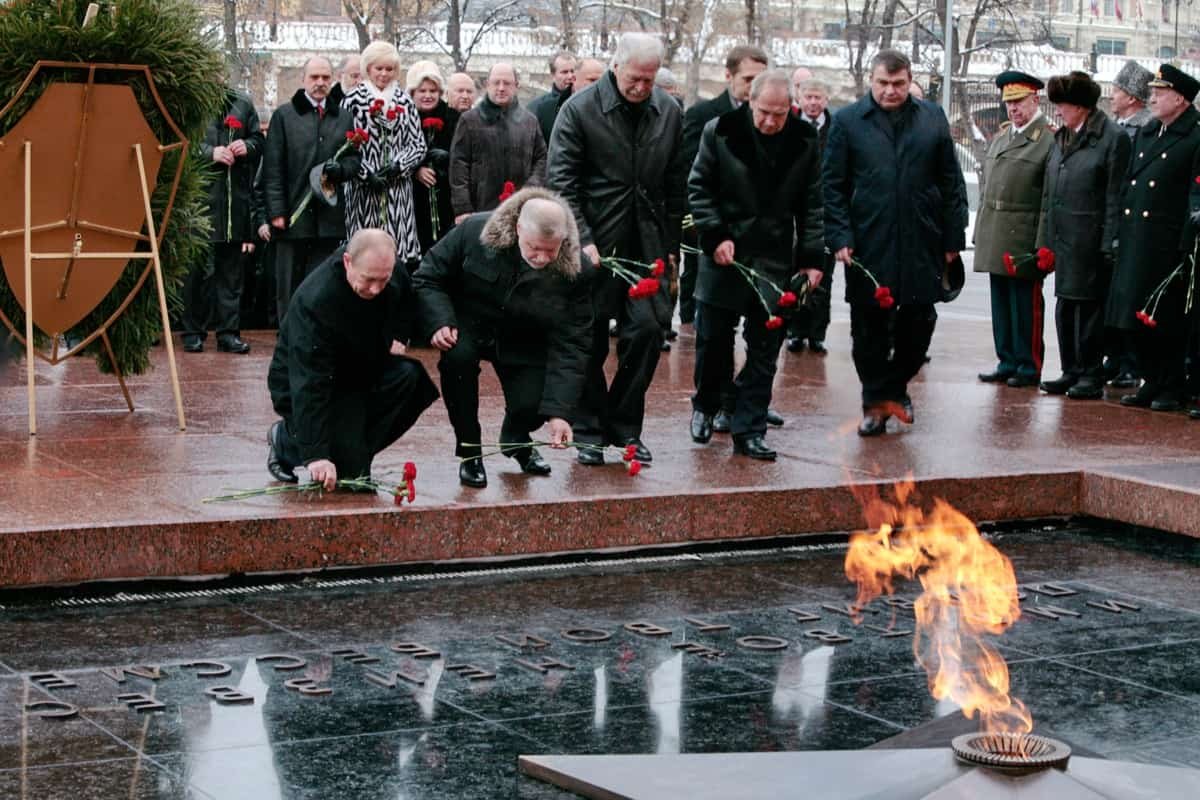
[1035, 72, 1131, 399]
[407, 60, 459, 255]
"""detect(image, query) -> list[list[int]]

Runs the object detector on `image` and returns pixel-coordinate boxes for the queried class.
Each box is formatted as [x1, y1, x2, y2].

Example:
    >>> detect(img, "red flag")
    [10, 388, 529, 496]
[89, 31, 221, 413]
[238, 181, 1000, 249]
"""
[1091, 0, 1100, 16]
[1115, 0, 1123, 20]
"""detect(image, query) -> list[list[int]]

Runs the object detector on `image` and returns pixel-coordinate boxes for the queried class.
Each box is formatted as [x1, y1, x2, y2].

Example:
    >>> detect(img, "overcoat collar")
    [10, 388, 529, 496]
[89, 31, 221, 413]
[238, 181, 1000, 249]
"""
[1130, 105, 1200, 176]
[596, 71, 669, 119]
[717, 102, 813, 172]
[290, 88, 343, 117]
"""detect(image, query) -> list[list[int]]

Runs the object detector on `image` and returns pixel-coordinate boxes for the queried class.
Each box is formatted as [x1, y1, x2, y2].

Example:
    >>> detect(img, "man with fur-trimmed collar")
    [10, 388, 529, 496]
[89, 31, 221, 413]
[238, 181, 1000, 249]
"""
[414, 188, 593, 488]
[688, 70, 824, 460]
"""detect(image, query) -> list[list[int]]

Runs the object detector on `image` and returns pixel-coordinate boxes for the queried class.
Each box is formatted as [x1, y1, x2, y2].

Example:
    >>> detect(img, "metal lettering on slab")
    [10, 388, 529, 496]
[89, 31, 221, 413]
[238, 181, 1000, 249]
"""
[100, 665, 163, 684]
[864, 624, 913, 638]
[29, 672, 76, 690]
[496, 633, 550, 650]
[671, 642, 725, 660]
[736, 636, 790, 651]
[116, 692, 166, 713]
[560, 628, 613, 643]
[787, 608, 821, 622]
[1023, 604, 1082, 621]
[803, 629, 853, 644]
[1027, 583, 1078, 597]
[515, 656, 575, 674]
[364, 666, 428, 689]
[390, 642, 442, 659]
[684, 617, 732, 632]
[623, 621, 672, 637]
[821, 603, 876, 618]
[1086, 599, 1140, 614]
[446, 663, 498, 681]
[330, 648, 380, 665]
[283, 677, 333, 697]
[24, 700, 79, 719]
[182, 661, 232, 678]
[255, 654, 307, 671]
[204, 686, 254, 705]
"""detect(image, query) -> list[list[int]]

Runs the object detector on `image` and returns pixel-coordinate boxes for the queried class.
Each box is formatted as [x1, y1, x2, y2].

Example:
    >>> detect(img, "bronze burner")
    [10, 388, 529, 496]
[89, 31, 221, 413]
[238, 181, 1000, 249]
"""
[951, 732, 1072, 775]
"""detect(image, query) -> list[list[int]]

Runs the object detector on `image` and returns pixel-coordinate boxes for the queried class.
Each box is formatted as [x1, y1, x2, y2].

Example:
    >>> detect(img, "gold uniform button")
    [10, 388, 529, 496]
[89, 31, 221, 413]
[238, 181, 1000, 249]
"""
[1149, 180, 1156, 188]
[1125, 208, 1131, 215]
[1143, 211, 1150, 218]
[1162, 153, 1168, 159]
[1131, 179, 1137, 186]
[1139, 152, 1144, 158]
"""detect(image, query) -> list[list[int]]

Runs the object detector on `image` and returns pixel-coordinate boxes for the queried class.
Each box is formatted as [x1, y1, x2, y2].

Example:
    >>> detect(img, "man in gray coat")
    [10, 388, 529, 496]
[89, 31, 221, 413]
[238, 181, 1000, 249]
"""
[547, 32, 688, 464]
[1110, 60, 1154, 140]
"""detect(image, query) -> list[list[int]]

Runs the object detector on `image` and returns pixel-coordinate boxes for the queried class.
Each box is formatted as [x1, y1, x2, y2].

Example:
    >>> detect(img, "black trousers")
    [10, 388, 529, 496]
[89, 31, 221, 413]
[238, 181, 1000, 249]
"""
[850, 302, 937, 408]
[275, 238, 341, 325]
[574, 275, 665, 446]
[1054, 297, 1104, 379]
[678, 237, 699, 324]
[988, 274, 1045, 379]
[181, 241, 245, 338]
[1134, 289, 1188, 393]
[276, 358, 435, 479]
[693, 300, 786, 440]
[438, 335, 548, 459]
[788, 268, 835, 344]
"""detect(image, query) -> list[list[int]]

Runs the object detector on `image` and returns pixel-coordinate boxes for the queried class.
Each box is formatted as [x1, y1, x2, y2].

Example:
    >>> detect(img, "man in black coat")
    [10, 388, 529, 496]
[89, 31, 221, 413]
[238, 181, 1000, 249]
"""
[263, 56, 361, 324]
[527, 52, 576, 143]
[547, 33, 688, 465]
[183, 90, 263, 354]
[824, 49, 968, 436]
[678, 45, 769, 327]
[267, 229, 439, 488]
[413, 188, 592, 488]
[688, 70, 824, 460]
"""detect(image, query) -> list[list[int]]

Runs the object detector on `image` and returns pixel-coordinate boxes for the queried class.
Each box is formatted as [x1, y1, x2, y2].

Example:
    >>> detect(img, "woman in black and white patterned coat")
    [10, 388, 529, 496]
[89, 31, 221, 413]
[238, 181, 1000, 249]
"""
[341, 41, 427, 269]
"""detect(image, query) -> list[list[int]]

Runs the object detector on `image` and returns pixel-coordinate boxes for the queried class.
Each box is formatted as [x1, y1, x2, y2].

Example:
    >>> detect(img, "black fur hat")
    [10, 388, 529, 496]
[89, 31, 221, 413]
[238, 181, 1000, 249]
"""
[1046, 71, 1101, 109]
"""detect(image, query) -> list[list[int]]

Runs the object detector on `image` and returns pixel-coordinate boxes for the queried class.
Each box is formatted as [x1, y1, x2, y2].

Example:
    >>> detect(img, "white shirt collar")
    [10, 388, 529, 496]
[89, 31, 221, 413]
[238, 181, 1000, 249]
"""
[1013, 109, 1043, 135]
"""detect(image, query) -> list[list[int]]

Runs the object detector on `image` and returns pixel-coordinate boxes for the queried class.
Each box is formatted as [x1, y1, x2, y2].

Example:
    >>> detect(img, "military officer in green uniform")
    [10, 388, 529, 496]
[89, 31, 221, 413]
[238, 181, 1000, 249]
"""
[975, 71, 1054, 387]
[1109, 64, 1200, 412]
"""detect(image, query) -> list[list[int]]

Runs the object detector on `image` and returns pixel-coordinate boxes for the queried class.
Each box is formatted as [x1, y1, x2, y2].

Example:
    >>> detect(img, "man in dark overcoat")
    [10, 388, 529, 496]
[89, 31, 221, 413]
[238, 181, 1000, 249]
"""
[182, 89, 263, 354]
[1109, 65, 1200, 412]
[547, 32, 688, 464]
[413, 188, 592, 488]
[266, 230, 439, 488]
[263, 56, 361, 324]
[1036, 71, 1131, 400]
[974, 71, 1053, 388]
[527, 52, 576, 143]
[688, 70, 824, 460]
[823, 49, 968, 436]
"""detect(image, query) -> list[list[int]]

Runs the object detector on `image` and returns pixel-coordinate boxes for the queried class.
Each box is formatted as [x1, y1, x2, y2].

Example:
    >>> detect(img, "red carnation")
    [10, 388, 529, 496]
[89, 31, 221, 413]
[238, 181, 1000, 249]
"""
[1036, 247, 1056, 272]
[623, 444, 637, 462]
[406, 481, 416, 503]
[1195, 175, 1200, 185]
[370, 98, 386, 113]
[1003, 252, 1016, 276]
[627, 460, 642, 476]
[499, 180, 516, 202]
[765, 315, 784, 330]
[651, 258, 665, 277]
[346, 128, 370, 146]
[422, 117, 445, 132]
[878, 294, 896, 310]
[1136, 310, 1158, 328]
[386, 106, 400, 120]
[778, 291, 798, 308]
[873, 286, 891, 300]
[224, 115, 242, 130]
[394, 491, 404, 506]
[628, 277, 660, 299]
[403, 462, 417, 481]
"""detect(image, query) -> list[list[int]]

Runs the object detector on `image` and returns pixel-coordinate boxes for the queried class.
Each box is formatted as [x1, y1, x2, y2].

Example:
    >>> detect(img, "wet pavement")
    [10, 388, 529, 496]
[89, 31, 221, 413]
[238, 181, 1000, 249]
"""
[0, 523, 1198, 798]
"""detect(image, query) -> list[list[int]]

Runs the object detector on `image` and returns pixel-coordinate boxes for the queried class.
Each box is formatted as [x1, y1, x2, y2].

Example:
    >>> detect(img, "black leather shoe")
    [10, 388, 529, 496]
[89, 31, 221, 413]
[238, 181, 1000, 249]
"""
[665, 328, 678, 341]
[1006, 374, 1039, 388]
[808, 340, 828, 355]
[459, 458, 487, 488]
[733, 435, 776, 460]
[1039, 374, 1077, 395]
[217, 335, 251, 354]
[786, 337, 805, 353]
[899, 395, 914, 424]
[690, 410, 714, 444]
[624, 438, 652, 463]
[1120, 382, 1159, 408]
[712, 411, 732, 433]
[515, 447, 552, 475]
[1100, 359, 1120, 382]
[979, 369, 1014, 383]
[1151, 391, 1182, 412]
[577, 448, 604, 466]
[660, 340, 671, 352]
[1109, 372, 1138, 389]
[182, 335, 203, 353]
[766, 408, 785, 427]
[1189, 405, 1200, 420]
[267, 421, 298, 483]
[1066, 377, 1104, 400]
[857, 413, 888, 437]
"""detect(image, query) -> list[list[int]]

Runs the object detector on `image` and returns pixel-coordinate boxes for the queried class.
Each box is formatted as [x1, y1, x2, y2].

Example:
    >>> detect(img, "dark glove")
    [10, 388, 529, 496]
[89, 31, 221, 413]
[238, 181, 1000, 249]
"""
[321, 158, 347, 182]
[364, 170, 388, 192]
[427, 148, 450, 173]
[377, 162, 402, 181]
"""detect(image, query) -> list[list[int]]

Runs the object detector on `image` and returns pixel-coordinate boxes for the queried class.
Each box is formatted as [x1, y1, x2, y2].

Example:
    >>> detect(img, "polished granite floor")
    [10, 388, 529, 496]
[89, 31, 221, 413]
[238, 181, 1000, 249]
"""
[0, 522, 1198, 799]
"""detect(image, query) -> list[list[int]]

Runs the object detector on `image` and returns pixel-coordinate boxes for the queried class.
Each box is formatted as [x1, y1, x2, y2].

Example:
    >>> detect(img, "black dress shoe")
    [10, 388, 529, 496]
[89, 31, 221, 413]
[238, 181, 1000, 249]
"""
[690, 410, 714, 444]
[1066, 377, 1103, 400]
[857, 413, 888, 437]
[766, 408, 785, 427]
[808, 340, 828, 355]
[515, 447, 552, 475]
[217, 334, 251, 354]
[1189, 405, 1200, 420]
[577, 447, 604, 466]
[979, 369, 1014, 383]
[1100, 359, 1120, 382]
[1151, 391, 1182, 412]
[733, 435, 776, 460]
[624, 438, 652, 463]
[267, 421, 298, 483]
[712, 411, 732, 433]
[1039, 374, 1077, 395]
[899, 395, 914, 424]
[459, 458, 488, 488]
[182, 335, 204, 353]
[660, 340, 672, 352]
[1006, 374, 1039, 388]
[786, 337, 805, 353]
[1120, 382, 1159, 408]
[665, 328, 679, 341]
[1109, 372, 1138, 389]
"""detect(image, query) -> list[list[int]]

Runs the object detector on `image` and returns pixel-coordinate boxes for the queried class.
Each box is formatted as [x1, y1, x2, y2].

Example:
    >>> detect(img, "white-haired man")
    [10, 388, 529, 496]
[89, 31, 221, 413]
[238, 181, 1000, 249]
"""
[547, 32, 688, 465]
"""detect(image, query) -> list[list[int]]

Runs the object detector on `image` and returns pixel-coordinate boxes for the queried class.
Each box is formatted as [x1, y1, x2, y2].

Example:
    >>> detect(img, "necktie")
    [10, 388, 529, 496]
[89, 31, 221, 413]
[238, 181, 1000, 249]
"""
[317, 104, 325, 120]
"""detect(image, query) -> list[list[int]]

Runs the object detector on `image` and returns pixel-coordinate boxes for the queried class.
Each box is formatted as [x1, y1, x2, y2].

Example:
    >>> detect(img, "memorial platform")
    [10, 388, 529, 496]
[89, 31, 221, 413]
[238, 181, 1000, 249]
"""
[3, 276, 1200, 589]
